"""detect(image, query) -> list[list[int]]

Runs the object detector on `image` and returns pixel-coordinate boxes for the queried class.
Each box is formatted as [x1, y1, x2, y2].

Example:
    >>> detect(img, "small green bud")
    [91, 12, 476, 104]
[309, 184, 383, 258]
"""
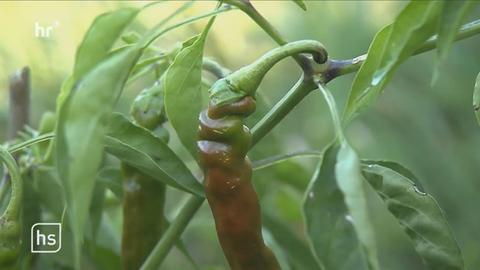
[130, 81, 167, 130]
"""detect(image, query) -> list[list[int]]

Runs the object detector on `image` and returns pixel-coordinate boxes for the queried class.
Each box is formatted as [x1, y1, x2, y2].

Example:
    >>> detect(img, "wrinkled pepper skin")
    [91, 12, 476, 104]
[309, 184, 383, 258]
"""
[121, 81, 168, 270]
[198, 96, 280, 270]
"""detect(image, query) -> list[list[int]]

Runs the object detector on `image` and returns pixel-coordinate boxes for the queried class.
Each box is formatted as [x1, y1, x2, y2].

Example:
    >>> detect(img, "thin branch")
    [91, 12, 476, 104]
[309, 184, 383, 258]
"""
[8, 67, 30, 140]
[140, 195, 204, 270]
[322, 19, 480, 83]
[225, 0, 317, 77]
[252, 150, 322, 170]
[7, 132, 55, 154]
[202, 58, 231, 79]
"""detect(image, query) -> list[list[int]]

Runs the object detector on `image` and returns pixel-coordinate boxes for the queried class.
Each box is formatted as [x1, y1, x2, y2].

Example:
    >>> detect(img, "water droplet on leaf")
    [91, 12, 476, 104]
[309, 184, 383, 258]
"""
[345, 215, 354, 224]
[413, 185, 427, 196]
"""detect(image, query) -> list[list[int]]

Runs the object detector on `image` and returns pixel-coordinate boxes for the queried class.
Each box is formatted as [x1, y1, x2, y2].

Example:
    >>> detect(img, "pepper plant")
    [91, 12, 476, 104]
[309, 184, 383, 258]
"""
[1, 1, 480, 269]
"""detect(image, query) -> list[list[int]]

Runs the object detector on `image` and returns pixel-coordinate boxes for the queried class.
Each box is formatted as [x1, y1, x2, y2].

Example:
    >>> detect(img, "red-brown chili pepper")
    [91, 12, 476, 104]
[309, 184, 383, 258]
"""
[198, 96, 280, 270]
[198, 40, 327, 270]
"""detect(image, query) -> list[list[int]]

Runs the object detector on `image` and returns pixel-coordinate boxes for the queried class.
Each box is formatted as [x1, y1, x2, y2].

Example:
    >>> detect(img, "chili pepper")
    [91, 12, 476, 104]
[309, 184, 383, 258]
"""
[121, 80, 168, 270]
[0, 148, 23, 269]
[198, 96, 281, 270]
[198, 40, 327, 269]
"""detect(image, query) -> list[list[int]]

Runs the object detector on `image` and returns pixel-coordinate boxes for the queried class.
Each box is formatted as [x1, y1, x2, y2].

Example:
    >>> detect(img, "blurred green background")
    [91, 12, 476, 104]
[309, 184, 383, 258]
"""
[0, 1, 479, 269]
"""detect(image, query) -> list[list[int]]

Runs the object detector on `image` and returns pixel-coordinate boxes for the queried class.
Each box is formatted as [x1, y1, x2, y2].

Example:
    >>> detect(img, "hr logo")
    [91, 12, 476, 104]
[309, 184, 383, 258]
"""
[34, 21, 60, 38]
[31, 223, 62, 253]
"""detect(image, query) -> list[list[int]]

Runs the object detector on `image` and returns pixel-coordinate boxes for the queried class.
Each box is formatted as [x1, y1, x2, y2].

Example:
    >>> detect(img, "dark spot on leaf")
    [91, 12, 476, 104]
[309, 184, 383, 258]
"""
[474, 104, 479, 111]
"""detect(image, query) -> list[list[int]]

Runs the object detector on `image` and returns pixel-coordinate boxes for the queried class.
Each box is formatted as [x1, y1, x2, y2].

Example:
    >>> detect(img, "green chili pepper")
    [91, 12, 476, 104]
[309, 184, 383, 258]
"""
[122, 78, 169, 270]
[198, 40, 327, 269]
[0, 148, 23, 269]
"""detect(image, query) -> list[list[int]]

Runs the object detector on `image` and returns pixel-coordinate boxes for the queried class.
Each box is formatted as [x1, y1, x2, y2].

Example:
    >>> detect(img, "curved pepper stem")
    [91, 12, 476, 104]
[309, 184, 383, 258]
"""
[0, 148, 22, 221]
[209, 40, 328, 105]
[0, 147, 23, 267]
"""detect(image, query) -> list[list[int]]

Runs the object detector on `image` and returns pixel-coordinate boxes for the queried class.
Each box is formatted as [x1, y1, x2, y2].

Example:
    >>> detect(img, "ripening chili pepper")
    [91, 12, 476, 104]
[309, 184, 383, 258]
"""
[198, 96, 281, 270]
[0, 148, 23, 269]
[121, 79, 168, 270]
[198, 40, 328, 269]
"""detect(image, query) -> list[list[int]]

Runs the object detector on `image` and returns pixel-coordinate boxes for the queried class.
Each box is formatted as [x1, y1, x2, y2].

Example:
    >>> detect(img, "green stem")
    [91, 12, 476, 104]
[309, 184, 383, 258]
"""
[7, 132, 55, 154]
[202, 58, 231, 79]
[324, 19, 480, 82]
[140, 195, 204, 270]
[209, 40, 326, 106]
[316, 82, 344, 141]
[0, 175, 10, 207]
[0, 147, 22, 220]
[251, 76, 316, 145]
[141, 5, 235, 49]
[225, 0, 313, 73]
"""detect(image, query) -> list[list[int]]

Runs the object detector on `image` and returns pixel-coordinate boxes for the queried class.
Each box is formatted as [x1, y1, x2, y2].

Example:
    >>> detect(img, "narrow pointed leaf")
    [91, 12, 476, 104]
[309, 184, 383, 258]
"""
[362, 162, 464, 270]
[291, 0, 307, 11]
[56, 47, 141, 269]
[335, 142, 380, 270]
[57, 8, 139, 110]
[433, 1, 478, 83]
[74, 8, 140, 80]
[473, 72, 480, 126]
[164, 18, 216, 158]
[264, 212, 321, 270]
[303, 143, 357, 270]
[344, 1, 442, 122]
[105, 113, 203, 196]
[97, 167, 123, 200]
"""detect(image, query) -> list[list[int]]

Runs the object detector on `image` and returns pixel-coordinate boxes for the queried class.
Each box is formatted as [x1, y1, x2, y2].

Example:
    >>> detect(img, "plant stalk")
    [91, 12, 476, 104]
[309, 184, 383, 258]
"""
[140, 195, 204, 270]
[8, 67, 30, 140]
[225, 0, 313, 74]
[324, 19, 480, 82]
[251, 76, 315, 145]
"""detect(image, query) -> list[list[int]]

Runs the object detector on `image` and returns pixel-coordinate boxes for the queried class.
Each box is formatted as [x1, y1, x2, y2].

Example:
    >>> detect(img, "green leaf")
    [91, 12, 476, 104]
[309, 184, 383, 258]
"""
[362, 162, 464, 270]
[291, 0, 307, 11]
[303, 143, 358, 270]
[74, 8, 139, 80]
[361, 160, 421, 188]
[335, 142, 380, 270]
[55, 7, 228, 268]
[105, 113, 203, 196]
[433, 1, 478, 83]
[56, 47, 141, 269]
[57, 8, 139, 111]
[97, 167, 123, 200]
[88, 181, 106, 243]
[263, 212, 320, 269]
[473, 72, 480, 126]
[33, 166, 65, 219]
[121, 31, 142, 44]
[344, 1, 442, 123]
[164, 17, 216, 158]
